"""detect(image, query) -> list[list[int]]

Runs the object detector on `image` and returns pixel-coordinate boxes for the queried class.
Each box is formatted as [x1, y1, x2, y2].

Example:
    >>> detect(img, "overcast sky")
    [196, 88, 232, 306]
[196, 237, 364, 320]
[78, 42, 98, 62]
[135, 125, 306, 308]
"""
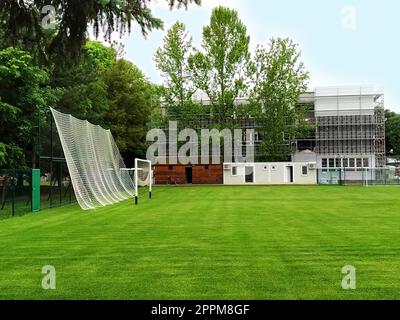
[101, 0, 400, 111]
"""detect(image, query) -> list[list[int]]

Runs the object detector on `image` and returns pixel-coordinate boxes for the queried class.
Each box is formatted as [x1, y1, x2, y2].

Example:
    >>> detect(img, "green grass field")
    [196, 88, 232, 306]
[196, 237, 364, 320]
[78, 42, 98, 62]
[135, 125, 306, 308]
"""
[0, 185, 400, 300]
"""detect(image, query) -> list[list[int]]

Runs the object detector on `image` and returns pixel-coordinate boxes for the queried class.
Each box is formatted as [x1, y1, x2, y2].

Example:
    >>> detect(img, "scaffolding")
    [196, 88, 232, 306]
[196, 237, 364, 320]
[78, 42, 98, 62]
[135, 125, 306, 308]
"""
[313, 87, 385, 168]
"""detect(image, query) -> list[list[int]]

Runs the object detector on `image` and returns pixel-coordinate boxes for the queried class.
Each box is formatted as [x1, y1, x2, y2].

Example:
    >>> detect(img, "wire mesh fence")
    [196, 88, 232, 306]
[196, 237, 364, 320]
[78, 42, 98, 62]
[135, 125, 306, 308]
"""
[364, 167, 400, 186]
[38, 108, 77, 209]
[0, 169, 32, 219]
[0, 165, 76, 220]
[317, 168, 400, 186]
[39, 160, 76, 209]
[0, 110, 77, 220]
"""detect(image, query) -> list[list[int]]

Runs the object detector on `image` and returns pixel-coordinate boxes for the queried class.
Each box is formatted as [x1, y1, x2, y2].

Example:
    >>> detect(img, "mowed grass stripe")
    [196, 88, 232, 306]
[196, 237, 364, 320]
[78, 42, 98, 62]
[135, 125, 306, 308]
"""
[0, 186, 399, 299]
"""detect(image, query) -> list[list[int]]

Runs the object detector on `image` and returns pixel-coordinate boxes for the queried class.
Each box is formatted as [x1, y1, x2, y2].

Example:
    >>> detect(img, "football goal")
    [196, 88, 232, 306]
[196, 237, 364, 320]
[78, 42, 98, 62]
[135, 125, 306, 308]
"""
[134, 159, 152, 205]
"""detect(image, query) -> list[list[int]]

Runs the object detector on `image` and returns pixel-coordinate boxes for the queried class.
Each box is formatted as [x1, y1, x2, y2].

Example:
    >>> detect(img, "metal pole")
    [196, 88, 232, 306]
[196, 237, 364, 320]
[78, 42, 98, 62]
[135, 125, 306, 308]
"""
[134, 158, 138, 205]
[30, 169, 33, 212]
[149, 167, 152, 199]
[12, 170, 15, 217]
[69, 180, 72, 203]
[33, 107, 39, 169]
[59, 163, 62, 205]
[364, 168, 368, 187]
[38, 108, 40, 169]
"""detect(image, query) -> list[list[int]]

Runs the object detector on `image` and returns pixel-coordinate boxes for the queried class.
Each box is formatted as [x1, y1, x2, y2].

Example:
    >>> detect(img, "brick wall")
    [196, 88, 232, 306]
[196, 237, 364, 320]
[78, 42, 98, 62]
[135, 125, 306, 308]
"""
[192, 165, 222, 184]
[154, 165, 222, 185]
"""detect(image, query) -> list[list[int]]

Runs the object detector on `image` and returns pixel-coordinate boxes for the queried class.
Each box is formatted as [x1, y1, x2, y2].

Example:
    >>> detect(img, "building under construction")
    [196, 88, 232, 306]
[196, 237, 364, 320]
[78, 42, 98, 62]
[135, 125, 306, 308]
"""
[153, 86, 386, 184]
[293, 86, 385, 171]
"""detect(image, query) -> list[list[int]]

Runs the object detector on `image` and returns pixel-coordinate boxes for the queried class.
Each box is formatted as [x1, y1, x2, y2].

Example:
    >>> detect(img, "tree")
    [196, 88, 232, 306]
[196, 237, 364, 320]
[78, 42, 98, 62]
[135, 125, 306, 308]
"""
[0, 0, 201, 61]
[189, 6, 251, 127]
[155, 21, 200, 125]
[251, 38, 309, 161]
[0, 47, 56, 168]
[104, 59, 157, 162]
[385, 110, 400, 156]
[52, 41, 116, 125]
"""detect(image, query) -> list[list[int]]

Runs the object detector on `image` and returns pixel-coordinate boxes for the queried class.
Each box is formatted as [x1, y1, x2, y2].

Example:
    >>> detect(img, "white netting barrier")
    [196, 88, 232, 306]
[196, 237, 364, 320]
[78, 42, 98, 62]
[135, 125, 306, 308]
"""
[50, 108, 135, 210]
[137, 167, 150, 187]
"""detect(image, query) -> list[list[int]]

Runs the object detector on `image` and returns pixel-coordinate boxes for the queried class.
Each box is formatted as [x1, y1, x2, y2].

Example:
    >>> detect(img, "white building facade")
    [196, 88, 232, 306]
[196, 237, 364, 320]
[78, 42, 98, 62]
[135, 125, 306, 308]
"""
[223, 162, 317, 185]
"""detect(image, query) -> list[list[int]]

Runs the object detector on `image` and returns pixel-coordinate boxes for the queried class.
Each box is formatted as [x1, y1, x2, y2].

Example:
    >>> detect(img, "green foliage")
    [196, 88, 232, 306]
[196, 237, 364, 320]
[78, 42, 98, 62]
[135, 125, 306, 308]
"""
[147, 85, 168, 129]
[250, 38, 310, 161]
[0, 4, 314, 167]
[104, 59, 157, 159]
[0, 143, 6, 166]
[0, 143, 27, 169]
[49, 40, 158, 161]
[189, 6, 251, 127]
[155, 21, 201, 126]
[0, 39, 160, 168]
[153, 9, 311, 163]
[385, 110, 400, 155]
[83, 41, 117, 72]
[0, 0, 201, 61]
[0, 47, 56, 168]
[53, 41, 116, 125]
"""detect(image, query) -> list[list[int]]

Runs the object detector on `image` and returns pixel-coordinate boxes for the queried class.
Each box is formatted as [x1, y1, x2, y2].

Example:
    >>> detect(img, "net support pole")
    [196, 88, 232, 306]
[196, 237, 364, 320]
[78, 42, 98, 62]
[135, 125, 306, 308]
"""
[134, 158, 138, 205]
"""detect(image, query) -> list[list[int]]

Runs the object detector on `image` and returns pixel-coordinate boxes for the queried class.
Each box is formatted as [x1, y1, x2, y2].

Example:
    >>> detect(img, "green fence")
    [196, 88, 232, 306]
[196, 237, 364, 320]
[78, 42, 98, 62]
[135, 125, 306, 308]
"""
[0, 166, 76, 220]
[39, 159, 76, 209]
[364, 168, 400, 186]
[317, 169, 344, 185]
[38, 110, 76, 209]
[317, 168, 400, 186]
[0, 169, 33, 219]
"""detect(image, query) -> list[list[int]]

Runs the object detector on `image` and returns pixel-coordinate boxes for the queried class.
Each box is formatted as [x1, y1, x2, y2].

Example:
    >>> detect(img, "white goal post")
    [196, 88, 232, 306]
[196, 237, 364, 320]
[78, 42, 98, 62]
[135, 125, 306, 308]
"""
[134, 158, 152, 205]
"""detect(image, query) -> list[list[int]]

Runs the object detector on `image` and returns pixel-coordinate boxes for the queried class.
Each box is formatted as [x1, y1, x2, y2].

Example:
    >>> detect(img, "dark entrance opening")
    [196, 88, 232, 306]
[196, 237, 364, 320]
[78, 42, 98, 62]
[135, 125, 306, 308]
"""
[185, 167, 193, 184]
[245, 166, 254, 183]
[286, 166, 294, 183]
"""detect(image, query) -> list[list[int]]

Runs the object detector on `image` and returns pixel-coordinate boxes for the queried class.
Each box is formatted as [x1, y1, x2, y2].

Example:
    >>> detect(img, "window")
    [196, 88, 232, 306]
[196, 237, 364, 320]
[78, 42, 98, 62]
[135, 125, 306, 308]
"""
[349, 158, 355, 168]
[363, 158, 369, 168]
[335, 158, 342, 168]
[232, 166, 238, 176]
[322, 158, 328, 168]
[356, 158, 362, 168]
[302, 166, 308, 175]
[329, 158, 335, 168]
[343, 158, 349, 168]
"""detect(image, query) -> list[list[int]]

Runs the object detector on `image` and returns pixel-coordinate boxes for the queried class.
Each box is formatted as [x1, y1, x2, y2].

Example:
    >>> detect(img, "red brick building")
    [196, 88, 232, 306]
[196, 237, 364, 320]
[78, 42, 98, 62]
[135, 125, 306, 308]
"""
[154, 165, 223, 185]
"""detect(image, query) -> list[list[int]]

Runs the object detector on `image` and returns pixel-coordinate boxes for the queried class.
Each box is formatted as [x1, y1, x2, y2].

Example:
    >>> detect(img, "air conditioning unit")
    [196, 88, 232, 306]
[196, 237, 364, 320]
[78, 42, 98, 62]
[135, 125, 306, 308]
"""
[223, 164, 231, 170]
[308, 162, 317, 170]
